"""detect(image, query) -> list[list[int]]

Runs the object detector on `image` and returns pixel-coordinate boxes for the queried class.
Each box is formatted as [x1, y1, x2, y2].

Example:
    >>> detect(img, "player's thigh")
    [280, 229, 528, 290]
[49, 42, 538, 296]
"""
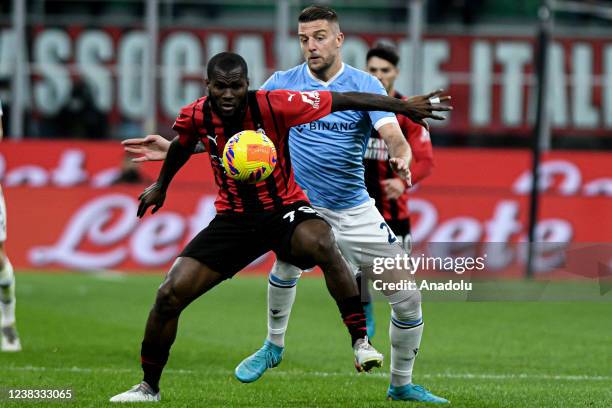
[158, 257, 226, 307]
[180, 214, 269, 279]
[269, 202, 336, 269]
[289, 218, 337, 258]
[271, 259, 304, 281]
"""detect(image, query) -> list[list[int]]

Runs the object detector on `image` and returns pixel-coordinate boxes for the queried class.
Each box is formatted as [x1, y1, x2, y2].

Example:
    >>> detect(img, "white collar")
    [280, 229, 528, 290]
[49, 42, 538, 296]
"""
[306, 62, 345, 87]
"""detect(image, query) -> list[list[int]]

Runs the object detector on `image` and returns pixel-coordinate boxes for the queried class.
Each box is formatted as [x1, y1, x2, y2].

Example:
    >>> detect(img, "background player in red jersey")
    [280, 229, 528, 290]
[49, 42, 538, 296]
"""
[365, 44, 434, 248]
[360, 44, 435, 338]
[110, 52, 450, 402]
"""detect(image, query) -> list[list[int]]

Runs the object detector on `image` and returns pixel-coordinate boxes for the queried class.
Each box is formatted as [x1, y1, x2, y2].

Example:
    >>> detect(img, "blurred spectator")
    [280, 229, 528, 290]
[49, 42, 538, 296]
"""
[114, 117, 145, 141]
[111, 154, 148, 185]
[56, 80, 108, 139]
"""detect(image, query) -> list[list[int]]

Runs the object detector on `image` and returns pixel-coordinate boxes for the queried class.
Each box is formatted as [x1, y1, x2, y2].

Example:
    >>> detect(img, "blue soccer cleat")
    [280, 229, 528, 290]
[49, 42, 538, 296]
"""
[387, 384, 449, 403]
[363, 302, 376, 338]
[234, 340, 284, 383]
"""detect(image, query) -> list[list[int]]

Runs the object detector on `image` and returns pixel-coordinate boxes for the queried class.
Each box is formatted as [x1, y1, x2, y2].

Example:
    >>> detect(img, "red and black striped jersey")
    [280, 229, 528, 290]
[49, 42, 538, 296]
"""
[173, 89, 333, 213]
[363, 91, 434, 229]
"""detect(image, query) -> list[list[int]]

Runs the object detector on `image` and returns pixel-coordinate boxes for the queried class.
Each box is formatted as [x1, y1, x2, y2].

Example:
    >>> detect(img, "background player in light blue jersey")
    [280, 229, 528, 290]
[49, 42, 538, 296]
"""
[122, 6, 451, 403]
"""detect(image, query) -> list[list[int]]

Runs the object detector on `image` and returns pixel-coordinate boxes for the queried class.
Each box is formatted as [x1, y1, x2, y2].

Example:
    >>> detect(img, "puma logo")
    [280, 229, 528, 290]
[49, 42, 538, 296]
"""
[271, 309, 281, 315]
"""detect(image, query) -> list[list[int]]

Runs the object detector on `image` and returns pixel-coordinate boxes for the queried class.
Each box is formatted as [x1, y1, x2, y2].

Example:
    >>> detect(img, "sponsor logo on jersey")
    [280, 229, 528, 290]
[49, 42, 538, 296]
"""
[299, 91, 320, 108]
[294, 120, 359, 133]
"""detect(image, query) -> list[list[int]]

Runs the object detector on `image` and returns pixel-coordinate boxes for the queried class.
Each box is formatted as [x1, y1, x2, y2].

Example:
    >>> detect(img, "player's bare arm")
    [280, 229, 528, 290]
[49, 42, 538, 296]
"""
[137, 138, 193, 218]
[377, 122, 413, 184]
[124, 135, 206, 163]
[123, 135, 172, 162]
[331, 89, 452, 130]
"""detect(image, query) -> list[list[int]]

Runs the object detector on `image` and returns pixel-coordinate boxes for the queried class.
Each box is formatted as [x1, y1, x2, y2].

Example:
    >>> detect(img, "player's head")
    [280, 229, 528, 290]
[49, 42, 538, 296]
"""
[366, 44, 400, 94]
[205, 52, 249, 118]
[298, 5, 344, 76]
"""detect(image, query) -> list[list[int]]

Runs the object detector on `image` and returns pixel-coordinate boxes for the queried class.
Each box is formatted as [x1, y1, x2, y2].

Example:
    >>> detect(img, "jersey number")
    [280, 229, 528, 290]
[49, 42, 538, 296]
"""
[283, 206, 318, 223]
[380, 222, 397, 244]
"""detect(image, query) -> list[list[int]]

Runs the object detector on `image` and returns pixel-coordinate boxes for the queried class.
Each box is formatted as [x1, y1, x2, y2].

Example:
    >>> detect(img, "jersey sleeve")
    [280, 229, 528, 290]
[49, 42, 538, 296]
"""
[401, 116, 434, 185]
[266, 90, 333, 128]
[172, 100, 200, 148]
[260, 72, 281, 91]
[363, 75, 398, 131]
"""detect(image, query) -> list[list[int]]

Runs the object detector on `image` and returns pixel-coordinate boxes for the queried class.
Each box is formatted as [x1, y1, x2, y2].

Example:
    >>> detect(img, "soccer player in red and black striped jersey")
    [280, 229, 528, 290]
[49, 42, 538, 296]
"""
[110, 52, 450, 402]
[359, 45, 435, 339]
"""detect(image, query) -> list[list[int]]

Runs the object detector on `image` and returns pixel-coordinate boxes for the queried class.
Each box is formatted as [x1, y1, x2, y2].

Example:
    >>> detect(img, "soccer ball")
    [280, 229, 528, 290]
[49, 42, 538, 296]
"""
[222, 130, 278, 183]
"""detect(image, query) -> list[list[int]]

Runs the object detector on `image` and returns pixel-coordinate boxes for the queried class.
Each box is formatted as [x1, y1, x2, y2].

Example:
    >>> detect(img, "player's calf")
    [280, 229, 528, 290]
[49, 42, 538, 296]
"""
[386, 288, 424, 388]
[290, 220, 383, 369]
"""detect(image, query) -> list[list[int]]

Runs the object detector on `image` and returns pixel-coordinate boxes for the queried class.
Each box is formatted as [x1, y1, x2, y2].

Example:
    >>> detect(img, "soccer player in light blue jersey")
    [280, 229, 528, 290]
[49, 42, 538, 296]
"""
[239, 6, 449, 403]
[123, 6, 450, 403]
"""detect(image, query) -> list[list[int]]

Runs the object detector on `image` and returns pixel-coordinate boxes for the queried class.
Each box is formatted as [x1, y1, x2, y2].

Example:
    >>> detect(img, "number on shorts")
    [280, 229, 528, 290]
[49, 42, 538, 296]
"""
[380, 222, 397, 244]
[298, 206, 317, 214]
[283, 206, 319, 223]
[283, 211, 296, 222]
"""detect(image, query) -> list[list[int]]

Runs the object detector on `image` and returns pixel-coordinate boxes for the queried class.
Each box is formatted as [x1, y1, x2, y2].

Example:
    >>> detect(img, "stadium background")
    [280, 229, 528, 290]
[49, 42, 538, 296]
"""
[0, 1, 610, 407]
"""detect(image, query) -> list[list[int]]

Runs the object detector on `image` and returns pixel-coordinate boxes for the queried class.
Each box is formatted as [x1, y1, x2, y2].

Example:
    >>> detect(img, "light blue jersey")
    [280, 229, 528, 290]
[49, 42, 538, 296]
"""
[261, 63, 397, 210]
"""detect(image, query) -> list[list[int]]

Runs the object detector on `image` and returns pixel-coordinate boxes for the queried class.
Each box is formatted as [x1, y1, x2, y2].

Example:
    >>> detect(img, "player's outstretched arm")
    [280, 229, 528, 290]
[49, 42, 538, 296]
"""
[330, 89, 452, 130]
[123, 135, 172, 162]
[123, 135, 205, 162]
[137, 138, 192, 218]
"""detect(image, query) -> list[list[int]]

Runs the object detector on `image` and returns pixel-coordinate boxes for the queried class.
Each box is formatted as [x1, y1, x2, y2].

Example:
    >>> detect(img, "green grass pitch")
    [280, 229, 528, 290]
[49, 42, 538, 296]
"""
[0, 272, 610, 407]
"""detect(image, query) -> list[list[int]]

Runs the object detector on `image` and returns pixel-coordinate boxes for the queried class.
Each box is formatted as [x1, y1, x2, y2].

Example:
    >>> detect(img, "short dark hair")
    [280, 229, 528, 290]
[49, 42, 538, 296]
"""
[206, 52, 248, 79]
[298, 5, 339, 24]
[366, 45, 400, 67]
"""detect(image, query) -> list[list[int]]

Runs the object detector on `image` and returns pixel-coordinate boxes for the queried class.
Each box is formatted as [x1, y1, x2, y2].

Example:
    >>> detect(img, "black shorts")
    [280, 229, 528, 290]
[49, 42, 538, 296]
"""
[387, 218, 410, 238]
[387, 218, 411, 253]
[179, 201, 327, 278]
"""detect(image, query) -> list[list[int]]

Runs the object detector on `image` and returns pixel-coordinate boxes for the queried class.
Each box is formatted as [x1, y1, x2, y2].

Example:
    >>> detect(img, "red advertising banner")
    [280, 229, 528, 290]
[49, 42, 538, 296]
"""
[1, 27, 611, 136]
[2, 141, 610, 278]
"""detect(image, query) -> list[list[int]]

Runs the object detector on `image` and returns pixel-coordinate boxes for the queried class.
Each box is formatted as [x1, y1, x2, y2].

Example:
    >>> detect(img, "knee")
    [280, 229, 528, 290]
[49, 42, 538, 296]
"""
[153, 282, 183, 317]
[389, 289, 422, 322]
[271, 260, 303, 281]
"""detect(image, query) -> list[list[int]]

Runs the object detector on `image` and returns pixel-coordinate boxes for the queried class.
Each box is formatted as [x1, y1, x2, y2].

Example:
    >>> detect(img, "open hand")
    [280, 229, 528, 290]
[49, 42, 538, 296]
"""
[382, 178, 406, 200]
[402, 89, 452, 130]
[389, 157, 412, 187]
[123, 135, 171, 163]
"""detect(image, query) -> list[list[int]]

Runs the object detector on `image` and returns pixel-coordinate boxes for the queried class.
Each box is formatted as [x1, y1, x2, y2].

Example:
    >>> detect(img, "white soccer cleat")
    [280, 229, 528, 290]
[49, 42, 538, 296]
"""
[1, 326, 22, 352]
[353, 336, 383, 372]
[109, 382, 160, 403]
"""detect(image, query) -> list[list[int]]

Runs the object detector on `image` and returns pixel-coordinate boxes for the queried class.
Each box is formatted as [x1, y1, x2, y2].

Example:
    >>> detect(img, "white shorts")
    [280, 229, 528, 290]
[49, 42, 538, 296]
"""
[313, 198, 406, 274]
[0, 186, 6, 242]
